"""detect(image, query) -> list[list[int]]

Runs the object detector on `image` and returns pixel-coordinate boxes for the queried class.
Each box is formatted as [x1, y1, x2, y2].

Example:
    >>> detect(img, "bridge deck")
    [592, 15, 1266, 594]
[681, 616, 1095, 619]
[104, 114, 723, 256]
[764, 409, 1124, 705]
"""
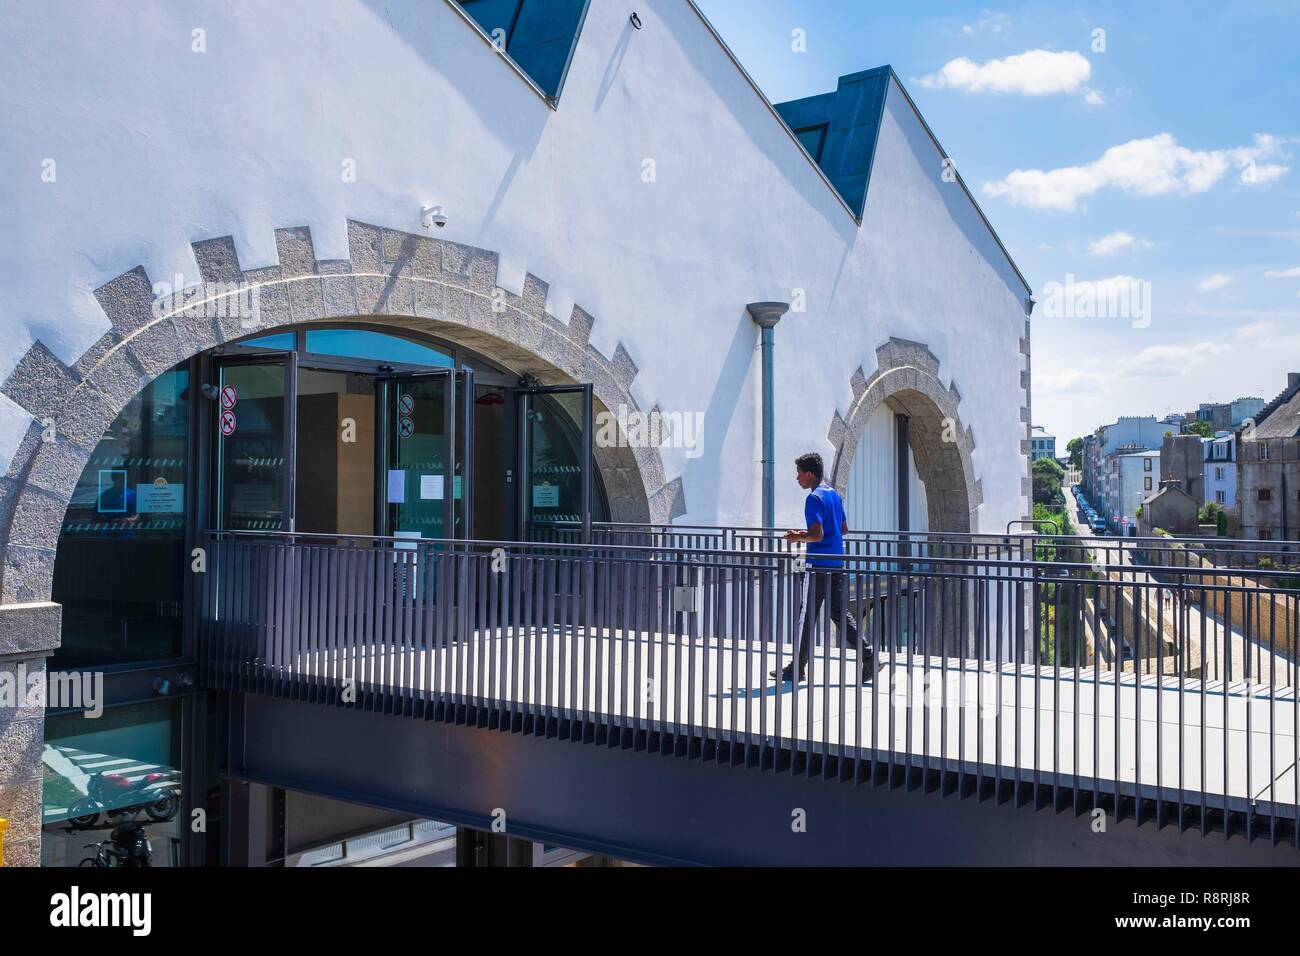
[267, 627, 1300, 816]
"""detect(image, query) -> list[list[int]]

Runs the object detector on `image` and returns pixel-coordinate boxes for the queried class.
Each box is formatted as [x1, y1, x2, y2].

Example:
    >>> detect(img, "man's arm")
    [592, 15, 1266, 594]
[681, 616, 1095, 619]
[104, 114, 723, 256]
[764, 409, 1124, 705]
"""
[786, 523, 824, 543]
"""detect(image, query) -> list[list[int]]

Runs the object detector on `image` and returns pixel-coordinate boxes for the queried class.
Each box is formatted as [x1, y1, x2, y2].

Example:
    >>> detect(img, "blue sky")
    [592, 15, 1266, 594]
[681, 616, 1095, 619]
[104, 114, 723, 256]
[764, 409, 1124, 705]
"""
[696, 0, 1300, 446]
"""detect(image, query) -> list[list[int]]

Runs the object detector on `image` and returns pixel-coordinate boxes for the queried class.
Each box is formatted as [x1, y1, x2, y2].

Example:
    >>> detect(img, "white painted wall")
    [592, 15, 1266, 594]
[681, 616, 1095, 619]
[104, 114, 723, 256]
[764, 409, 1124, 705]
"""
[0, 0, 1029, 530]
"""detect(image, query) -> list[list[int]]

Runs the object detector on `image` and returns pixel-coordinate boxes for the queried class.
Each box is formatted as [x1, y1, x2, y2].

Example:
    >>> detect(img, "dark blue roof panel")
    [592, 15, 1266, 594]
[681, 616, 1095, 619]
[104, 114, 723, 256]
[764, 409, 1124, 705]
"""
[774, 66, 892, 218]
[458, 0, 589, 100]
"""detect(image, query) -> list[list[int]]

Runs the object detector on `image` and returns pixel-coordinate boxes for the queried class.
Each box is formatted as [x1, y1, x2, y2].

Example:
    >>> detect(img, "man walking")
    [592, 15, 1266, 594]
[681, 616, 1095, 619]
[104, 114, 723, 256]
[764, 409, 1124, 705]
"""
[771, 453, 875, 684]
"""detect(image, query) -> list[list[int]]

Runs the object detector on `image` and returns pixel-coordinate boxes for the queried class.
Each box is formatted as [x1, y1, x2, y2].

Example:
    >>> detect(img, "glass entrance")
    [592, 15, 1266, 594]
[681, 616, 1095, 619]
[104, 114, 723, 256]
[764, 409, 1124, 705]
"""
[378, 370, 472, 542]
[213, 356, 292, 532]
[518, 385, 595, 541]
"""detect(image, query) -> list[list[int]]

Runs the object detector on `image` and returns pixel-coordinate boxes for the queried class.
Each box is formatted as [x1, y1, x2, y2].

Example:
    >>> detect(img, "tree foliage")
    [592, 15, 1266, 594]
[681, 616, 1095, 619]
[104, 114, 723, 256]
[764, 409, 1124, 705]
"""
[1066, 437, 1083, 470]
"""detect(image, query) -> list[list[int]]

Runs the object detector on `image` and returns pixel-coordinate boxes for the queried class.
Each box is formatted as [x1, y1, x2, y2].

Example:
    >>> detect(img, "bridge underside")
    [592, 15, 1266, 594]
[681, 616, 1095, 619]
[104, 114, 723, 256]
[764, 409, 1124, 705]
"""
[226, 692, 1296, 866]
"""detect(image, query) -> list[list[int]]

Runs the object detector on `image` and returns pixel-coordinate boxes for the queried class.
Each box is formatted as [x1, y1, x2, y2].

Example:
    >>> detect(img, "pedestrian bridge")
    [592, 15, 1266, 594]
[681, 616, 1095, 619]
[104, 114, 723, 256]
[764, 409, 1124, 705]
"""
[204, 526, 1300, 865]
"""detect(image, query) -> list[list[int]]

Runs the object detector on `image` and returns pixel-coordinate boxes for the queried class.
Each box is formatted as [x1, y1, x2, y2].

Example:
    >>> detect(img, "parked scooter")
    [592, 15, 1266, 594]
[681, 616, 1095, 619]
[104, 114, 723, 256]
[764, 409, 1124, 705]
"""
[79, 818, 154, 867]
[68, 770, 179, 829]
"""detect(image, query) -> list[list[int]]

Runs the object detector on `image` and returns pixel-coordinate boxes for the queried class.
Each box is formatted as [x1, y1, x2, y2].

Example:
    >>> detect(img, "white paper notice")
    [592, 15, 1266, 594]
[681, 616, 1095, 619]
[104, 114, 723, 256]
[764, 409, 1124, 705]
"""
[136, 480, 184, 514]
[420, 474, 444, 500]
[387, 470, 406, 504]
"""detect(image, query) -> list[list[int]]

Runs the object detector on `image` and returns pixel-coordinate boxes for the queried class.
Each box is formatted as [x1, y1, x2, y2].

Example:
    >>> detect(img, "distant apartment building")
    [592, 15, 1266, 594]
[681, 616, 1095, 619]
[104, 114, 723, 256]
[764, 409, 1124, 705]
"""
[1204, 434, 1236, 509]
[1238, 374, 1300, 542]
[1112, 450, 1160, 533]
[1185, 397, 1265, 433]
[1081, 416, 1164, 531]
[1030, 425, 1056, 462]
[1160, 433, 1205, 503]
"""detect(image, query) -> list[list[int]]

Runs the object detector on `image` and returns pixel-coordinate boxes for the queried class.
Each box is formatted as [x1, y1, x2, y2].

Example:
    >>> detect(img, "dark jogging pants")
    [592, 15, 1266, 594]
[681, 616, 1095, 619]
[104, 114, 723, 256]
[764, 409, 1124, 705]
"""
[792, 567, 868, 673]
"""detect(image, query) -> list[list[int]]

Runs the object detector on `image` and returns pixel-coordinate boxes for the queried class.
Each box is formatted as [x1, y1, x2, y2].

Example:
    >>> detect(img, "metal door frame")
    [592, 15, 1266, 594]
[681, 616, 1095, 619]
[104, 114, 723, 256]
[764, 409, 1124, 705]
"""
[514, 383, 593, 543]
[375, 368, 474, 540]
[210, 349, 298, 532]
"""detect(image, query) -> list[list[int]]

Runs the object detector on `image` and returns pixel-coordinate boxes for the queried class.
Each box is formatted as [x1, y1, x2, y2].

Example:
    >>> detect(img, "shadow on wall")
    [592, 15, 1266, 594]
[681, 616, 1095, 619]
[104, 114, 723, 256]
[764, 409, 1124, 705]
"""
[681, 310, 759, 523]
[358, 0, 551, 185]
[595, 15, 636, 112]
[648, 1, 862, 244]
[883, 77, 1026, 304]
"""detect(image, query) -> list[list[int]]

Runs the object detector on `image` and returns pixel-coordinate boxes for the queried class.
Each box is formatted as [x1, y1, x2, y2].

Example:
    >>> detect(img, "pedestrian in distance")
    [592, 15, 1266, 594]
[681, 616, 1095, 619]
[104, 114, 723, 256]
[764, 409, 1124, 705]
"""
[770, 452, 876, 685]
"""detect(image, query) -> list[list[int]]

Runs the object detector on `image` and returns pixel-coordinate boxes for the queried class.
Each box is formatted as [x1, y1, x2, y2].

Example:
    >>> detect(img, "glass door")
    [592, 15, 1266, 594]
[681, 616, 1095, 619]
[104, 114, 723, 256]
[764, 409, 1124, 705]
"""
[378, 369, 472, 542]
[213, 354, 295, 532]
[516, 384, 593, 542]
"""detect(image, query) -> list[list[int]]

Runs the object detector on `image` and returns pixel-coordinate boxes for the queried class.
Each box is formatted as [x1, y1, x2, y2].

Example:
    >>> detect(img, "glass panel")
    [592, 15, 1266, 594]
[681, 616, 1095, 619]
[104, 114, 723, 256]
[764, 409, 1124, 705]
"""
[52, 364, 190, 669]
[459, 0, 586, 97]
[41, 701, 184, 867]
[384, 376, 452, 541]
[305, 329, 453, 368]
[795, 124, 827, 162]
[217, 362, 288, 531]
[237, 332, 296, 351]
[459, 0, 520, 40]
[522, 390, 606, 540]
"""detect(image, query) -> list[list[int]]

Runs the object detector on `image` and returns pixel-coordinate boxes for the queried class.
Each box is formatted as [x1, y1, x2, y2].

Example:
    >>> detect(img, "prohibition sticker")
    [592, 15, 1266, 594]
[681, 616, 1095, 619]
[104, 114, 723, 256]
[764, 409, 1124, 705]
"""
[398, 393, 415, 416]
[220, 385, 238, 409]
[398, 416, 414, 439]
[220, 409, 237, 436]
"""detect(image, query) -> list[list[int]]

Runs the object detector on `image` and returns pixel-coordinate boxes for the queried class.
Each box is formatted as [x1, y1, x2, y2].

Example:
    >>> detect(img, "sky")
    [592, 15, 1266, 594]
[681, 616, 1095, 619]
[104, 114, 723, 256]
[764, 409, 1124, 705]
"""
[695, 0, 1300, 446]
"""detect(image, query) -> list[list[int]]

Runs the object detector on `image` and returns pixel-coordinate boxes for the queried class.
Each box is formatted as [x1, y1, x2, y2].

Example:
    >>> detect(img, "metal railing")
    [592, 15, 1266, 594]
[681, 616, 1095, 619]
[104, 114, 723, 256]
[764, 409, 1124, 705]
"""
[199, 526, 1300, 846]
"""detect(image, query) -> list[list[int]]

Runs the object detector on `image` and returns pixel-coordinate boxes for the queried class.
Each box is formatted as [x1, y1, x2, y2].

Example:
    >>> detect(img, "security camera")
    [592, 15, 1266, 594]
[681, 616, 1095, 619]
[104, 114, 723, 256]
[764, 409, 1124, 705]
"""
[421, 204, 448, 229]
[200, 383, 220, 401]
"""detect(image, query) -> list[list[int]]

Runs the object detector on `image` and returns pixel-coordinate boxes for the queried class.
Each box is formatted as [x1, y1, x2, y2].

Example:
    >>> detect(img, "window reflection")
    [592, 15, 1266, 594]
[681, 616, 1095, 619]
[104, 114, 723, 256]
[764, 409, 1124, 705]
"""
[41, 701, 184, 867]
[52, 365, 190, 668]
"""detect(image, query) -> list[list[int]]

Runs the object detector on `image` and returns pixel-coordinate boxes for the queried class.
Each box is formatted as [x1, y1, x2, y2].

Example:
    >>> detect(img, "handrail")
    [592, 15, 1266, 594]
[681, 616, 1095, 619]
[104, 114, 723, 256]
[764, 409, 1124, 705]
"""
[205, 528, 1300, 580]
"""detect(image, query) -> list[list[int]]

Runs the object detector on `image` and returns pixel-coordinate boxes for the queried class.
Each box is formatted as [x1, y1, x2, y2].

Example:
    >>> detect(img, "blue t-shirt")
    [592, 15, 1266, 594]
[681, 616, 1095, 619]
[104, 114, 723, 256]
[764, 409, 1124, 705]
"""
[804, 484, 846, 567]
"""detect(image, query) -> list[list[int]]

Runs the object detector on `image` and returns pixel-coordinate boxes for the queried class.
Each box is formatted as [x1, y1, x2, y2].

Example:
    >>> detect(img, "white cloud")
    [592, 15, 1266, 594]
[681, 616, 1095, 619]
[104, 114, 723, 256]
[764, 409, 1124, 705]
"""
[1083, 88, 1105, 107]
[961, 10, 1011, 35]
[1239, 320, 1278, 338]
[1197, 274, 1234, 292]
[982, 133, 1291, 212]
[1041, 341, 1233, 395]
[1116, 342, 1230, 379]
[1247, 164, 1289, 185]
[1264, 266, 1300, 278]
[919, 49, 1091, 96]
[1087, 231, 1151, 256]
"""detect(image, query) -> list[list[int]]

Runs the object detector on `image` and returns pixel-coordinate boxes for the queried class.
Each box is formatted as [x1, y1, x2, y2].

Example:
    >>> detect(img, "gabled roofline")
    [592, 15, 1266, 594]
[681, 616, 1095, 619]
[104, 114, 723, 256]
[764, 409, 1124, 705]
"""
[684, 0, 862, 224]
[683, 4, 1031, 298]
[882, 69, 1032, 297]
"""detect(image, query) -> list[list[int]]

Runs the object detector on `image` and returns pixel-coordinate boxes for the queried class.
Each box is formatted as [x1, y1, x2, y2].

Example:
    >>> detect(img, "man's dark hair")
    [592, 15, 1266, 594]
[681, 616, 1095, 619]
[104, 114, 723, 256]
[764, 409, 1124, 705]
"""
[795, 453, 824, 480]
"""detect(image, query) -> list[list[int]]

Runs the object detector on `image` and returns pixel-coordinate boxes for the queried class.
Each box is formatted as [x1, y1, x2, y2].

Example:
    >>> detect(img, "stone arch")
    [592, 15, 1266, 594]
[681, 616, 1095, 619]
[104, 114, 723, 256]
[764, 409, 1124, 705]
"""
[0, 220, 684, 603]
[826, 337, 981, 534]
